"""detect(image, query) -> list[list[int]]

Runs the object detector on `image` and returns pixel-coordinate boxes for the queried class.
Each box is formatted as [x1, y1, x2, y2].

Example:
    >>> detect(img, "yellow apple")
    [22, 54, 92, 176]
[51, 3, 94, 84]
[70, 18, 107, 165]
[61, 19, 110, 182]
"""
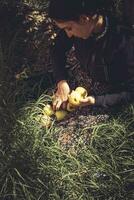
[43, 104, 54, 116]
[40, 114, 52, 127]
[66, 103, 75, 112]
[35, 114, 43, 122]
[35, 114, 51, 128]
[55, 110, 68, 121]
[75, 87, 88, 98]
[68, 90, 81, 106]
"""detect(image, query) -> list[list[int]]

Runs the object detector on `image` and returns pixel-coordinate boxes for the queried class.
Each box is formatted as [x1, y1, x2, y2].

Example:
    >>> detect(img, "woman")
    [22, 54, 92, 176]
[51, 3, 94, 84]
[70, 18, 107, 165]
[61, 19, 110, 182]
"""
[48, 0, 134, 110]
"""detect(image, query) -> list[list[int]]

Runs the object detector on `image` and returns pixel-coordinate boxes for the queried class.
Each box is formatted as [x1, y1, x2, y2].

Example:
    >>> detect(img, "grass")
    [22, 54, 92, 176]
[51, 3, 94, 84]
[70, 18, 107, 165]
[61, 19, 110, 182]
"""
[0, 91, 133, 200]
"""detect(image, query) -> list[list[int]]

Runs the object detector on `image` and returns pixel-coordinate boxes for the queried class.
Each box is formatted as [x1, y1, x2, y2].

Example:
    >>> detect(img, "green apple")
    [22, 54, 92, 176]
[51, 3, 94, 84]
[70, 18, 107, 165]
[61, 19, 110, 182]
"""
[68, 90, 81, 106]
[43, 104, 54, 116]
[55, 110, 68, 121]
[75, 86, 88, 98]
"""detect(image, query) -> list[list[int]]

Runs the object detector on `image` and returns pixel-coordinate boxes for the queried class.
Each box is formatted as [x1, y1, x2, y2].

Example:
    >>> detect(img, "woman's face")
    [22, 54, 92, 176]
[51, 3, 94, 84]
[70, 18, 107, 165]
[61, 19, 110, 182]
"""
[54, 15, 97, 39]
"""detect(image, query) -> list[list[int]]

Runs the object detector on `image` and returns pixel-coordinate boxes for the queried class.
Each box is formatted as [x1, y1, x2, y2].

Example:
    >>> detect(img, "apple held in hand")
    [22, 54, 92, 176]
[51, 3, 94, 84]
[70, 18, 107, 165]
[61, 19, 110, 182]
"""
[68, 90, 82, 106]
[75, 87, 88, 98]
[43, 104, 54, 116]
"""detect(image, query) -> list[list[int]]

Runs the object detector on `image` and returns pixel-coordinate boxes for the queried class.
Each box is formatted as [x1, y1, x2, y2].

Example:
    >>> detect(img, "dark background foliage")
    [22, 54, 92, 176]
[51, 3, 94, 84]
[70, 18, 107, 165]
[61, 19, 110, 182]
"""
[0, 0, 133, 76]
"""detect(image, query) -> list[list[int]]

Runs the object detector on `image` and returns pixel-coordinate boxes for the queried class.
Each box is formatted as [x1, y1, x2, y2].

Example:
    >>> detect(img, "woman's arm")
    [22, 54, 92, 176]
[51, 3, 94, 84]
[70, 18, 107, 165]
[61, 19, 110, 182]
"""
[80, 89, 133, 108]
[50, 30, 73, 83]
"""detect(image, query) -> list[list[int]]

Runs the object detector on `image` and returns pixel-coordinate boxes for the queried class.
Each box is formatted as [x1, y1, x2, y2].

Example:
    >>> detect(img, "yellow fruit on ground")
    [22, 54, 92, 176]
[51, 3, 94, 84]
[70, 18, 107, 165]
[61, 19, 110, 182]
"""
[43, 104, 54, 116]
[55, 110, 68, 121]
[68, 90, 81, 106]
[75, 87, 88, 98]
[40, 114, 52, 127]
[35, 114, 43, 122]
[66, 103, 75, 112]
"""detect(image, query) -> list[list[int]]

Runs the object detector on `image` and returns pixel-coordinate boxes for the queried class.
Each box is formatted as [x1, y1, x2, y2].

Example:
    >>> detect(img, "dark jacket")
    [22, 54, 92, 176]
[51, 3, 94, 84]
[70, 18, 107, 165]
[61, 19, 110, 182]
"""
[51, 17, 134, 107]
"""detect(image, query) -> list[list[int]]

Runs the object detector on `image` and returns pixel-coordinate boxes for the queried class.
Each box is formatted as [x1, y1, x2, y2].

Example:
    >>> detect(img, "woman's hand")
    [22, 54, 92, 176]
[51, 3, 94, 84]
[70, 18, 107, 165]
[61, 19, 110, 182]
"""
[79, 96, 95, 107]
[53, 80, 70, 110]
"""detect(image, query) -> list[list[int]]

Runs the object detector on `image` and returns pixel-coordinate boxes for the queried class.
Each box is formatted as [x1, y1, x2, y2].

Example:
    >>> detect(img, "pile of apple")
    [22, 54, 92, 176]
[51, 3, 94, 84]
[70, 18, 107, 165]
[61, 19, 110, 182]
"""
[36, 87, 88, 128]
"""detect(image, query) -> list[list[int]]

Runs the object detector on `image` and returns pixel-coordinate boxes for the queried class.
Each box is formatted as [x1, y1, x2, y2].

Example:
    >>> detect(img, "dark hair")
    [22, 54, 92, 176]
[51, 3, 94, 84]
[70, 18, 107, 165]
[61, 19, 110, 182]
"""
[48, 0, 113, 21]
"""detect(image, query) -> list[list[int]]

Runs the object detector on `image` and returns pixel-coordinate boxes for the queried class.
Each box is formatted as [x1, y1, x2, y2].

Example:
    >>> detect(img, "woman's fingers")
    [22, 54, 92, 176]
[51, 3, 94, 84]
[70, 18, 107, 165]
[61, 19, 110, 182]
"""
[53, 90, 69, 110]
[53, 97, 62, 111]
[56, 99, 63, 110]
[80, 96, 95, 105]
[61, 101, 67, 110]
[53, 98, 68, 111]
